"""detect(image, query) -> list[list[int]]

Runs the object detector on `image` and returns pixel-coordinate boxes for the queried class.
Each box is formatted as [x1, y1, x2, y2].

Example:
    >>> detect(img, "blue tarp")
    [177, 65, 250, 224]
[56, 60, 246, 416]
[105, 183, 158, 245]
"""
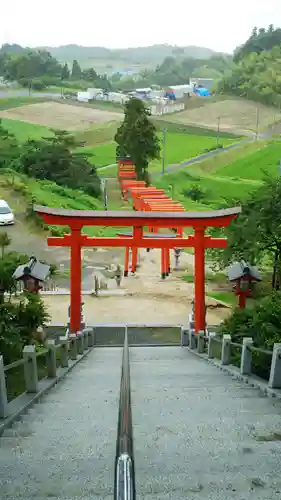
[195, 87, 210, 96]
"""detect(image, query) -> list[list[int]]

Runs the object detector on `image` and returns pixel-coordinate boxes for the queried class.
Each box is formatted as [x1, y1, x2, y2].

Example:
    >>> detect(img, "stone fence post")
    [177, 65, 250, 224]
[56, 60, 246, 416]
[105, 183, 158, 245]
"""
[46, 339, 57, 378]
[86, 328, 95, 347]
[0, 356, 8, 418]
[59, 335, 69, 368]
[23, 345, 38, 393]
[69, 334, 77, 360]
[197, 331, 205, 354]
[189, 329, 196, 350]
[241, 337, 253, 375]
[221, 335, 231, 365]
[269, 343, 281, 389]
[208, 332, 217, 359]
[77, 332, 84, 355]
[83, 329, 89, 350]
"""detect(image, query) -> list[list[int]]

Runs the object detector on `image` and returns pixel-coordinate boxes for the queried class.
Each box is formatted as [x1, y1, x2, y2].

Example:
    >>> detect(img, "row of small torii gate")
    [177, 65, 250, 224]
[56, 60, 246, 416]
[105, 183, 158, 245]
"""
[34, 157, 241, 336]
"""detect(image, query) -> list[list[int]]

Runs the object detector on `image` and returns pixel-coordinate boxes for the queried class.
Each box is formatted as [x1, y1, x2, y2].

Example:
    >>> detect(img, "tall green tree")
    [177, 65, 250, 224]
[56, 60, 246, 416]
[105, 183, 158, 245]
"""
[114, 98, 160, 182]
[61, 63, 70, 80]
[71, 59, 82, 80]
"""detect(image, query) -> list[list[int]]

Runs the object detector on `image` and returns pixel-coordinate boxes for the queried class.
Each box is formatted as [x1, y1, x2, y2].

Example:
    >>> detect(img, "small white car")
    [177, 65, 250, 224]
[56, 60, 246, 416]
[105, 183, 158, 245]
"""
[0, 200, 15, 225]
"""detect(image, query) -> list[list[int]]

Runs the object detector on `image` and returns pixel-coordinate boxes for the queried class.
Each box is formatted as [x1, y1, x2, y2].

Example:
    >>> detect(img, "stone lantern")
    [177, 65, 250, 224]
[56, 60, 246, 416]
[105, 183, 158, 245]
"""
[227, 260, 261, 309]
[13, 256, 51, 293]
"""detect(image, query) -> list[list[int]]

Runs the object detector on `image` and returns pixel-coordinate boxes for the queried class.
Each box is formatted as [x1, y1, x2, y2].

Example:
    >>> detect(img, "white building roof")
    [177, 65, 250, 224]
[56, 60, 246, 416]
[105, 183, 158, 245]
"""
[167, 84, 193, 91]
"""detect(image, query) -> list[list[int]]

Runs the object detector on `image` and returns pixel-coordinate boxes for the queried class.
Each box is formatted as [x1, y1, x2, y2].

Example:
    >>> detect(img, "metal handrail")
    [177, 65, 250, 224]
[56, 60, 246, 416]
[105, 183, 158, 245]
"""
[114, 327, 136, 500]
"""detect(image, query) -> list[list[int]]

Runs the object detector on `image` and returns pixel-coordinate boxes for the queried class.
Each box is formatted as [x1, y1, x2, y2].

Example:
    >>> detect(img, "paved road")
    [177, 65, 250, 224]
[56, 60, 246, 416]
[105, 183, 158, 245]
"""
[0, 90, 61, 99]
[1, 346, 281, 499]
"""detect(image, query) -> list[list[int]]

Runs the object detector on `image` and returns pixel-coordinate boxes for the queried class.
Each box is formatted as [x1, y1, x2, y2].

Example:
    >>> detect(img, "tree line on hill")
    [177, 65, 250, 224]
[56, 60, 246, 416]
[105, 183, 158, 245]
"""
[0, 44, 111, 91]
[0, 42, 231, 92]
[111, 54, 231, 90]
[217, 25, 281, 106]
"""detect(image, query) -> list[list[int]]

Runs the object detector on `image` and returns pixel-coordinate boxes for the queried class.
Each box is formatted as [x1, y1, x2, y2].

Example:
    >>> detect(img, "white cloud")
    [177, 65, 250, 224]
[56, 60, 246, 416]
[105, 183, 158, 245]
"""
[1, 0, 281, 53]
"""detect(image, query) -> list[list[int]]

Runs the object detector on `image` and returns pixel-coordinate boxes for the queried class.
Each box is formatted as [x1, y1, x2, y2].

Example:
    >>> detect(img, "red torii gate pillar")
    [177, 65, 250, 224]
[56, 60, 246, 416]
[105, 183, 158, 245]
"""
[194, 227, 206, 332]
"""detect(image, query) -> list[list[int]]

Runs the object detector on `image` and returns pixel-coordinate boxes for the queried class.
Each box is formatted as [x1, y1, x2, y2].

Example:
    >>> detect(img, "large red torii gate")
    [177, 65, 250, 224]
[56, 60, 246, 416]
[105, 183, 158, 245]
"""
[34, 205, 241, 335]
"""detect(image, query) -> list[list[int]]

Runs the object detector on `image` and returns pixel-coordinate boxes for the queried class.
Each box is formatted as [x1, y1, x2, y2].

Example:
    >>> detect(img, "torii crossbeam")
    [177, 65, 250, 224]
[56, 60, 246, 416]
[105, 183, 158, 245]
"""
[34, 205, 241, 335]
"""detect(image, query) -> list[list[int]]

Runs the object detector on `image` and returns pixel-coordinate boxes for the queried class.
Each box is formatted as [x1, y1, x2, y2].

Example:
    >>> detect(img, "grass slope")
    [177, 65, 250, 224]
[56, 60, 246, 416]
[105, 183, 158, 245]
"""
[0, 97, 46, 110]
[81, 132, 237, 171]
[216, 141, 281, 180]
[0, 171, 129, 237]
[153, 139, 278, 211]
[1, 118, 53, 142]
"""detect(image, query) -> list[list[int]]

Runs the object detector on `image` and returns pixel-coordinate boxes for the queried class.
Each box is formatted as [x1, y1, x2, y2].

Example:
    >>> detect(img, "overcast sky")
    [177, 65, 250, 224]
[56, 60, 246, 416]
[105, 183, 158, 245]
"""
[1, 0, 280, 53]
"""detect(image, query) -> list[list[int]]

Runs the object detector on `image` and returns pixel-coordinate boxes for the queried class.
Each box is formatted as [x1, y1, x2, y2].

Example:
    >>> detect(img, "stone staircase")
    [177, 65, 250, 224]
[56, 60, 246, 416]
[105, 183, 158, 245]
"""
[0, 348, 122, 500]
[1, 346, 281, 499]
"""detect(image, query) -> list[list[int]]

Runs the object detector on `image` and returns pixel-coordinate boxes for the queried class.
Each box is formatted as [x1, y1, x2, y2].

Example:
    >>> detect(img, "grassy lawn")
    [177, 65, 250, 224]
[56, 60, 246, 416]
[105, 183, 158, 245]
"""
[80, 142, 116, 168]
[74, 121, 121, 147]
[79, 132, 237, 171]
[153, 118, 243, 139]
[182, 271, 227, 284]
[188, 140, 268, 175]
[216, 140, 281, 180]
[154, 169, 259, 211]
[1, 118, 53, 142]
[0, 96, 46, 110]
[206, 291, 237, 306]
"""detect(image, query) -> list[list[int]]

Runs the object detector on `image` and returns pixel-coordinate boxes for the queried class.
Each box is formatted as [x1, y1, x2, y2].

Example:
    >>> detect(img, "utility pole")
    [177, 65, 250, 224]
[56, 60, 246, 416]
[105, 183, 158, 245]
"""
[101, 178, 108, 210]
[256, 107, 260, 140]
[216, 117, 221, 148]
[162, 128, 167, 175]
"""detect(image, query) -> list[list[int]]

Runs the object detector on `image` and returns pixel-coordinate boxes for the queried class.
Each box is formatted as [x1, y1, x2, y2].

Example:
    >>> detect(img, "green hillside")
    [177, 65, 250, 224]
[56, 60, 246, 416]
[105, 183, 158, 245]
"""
[81, 132, 237, 170]
[154, 139, 281, 211]
[217, 141, 281, 179]
[0, 118, 53, 142]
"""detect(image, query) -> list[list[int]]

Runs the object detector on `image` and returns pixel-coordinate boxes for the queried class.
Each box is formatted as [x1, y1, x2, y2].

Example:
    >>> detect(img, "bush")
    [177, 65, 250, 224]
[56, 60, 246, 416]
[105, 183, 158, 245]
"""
[218, 292, 281, 379]
[182, 183, 205, 201]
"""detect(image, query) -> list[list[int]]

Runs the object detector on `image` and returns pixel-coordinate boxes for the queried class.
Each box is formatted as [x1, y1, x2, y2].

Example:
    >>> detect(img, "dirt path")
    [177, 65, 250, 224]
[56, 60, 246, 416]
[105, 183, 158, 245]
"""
[43, 248, 229, 326]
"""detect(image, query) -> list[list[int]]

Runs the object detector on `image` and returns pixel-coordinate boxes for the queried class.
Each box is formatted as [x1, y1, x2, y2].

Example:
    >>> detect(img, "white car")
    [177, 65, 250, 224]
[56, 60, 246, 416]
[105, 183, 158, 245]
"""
[0, 200, 15, 225]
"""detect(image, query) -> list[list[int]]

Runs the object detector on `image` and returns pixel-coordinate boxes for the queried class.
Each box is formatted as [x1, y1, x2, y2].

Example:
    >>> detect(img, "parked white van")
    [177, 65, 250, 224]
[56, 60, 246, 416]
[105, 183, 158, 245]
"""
[0, 200, 15, 225]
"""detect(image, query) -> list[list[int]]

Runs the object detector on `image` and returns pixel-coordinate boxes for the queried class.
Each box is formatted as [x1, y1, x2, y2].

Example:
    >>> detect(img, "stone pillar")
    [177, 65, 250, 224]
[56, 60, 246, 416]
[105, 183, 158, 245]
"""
[268, 343, 281, 389]
[180, 327, 189, 347]
[46, 339, 57, 378]
[221, 334, 231, 365]
[59, 336, 69, 368]
[241, 337, 253, 375]
[197, 331, 205, 354]
[189, 329, 196, 350]
[88, 328, 95, 347]
[69, 334, 77, 360]
[83, 329, 89, 350]
[23, 345, 38, 393]
[208, 332, 217, 359]
[77, 333, 84, 355]
[0, 356, 8, 419]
